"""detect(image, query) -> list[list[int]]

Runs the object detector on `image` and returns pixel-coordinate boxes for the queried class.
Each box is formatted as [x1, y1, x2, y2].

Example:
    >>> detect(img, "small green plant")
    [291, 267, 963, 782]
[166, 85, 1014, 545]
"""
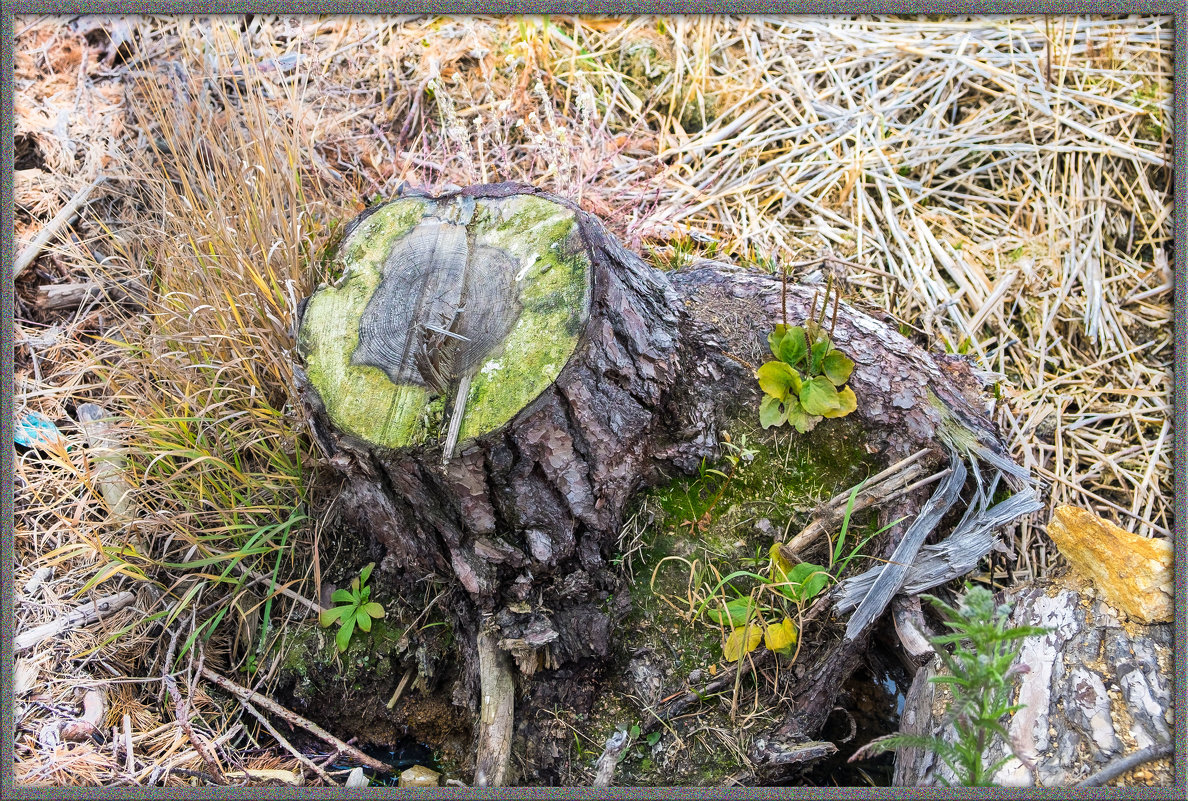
[828, 480, 904, 577]
[757, 277, 857, 433]
[849, 584, 1049, 786]
[680, 433, 757, 535]
[320, 563, 386, 652]
[687, 543, 831, 664]
[620, 723, 662, 764]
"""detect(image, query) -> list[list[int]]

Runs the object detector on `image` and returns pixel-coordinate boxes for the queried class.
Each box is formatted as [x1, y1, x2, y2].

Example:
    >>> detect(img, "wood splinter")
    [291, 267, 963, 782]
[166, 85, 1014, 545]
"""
[473, 631, 515, 787]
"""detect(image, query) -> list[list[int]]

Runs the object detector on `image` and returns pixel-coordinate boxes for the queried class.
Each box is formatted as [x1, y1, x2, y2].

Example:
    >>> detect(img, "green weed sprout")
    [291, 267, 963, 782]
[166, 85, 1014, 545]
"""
[849, 584, 1049, 786]
[320, 563, 386, 652]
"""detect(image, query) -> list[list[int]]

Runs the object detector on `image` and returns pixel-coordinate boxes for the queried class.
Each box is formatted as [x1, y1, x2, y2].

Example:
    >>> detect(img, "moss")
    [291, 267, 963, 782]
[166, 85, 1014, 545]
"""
[457, 196, 590, 442]
[647, 414, 870, 552]
[298, 199, 433, 449]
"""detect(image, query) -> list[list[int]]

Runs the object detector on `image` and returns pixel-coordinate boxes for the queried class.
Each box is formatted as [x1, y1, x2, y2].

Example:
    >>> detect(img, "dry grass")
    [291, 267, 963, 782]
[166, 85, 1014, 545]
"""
[12, 14, 1172, 787]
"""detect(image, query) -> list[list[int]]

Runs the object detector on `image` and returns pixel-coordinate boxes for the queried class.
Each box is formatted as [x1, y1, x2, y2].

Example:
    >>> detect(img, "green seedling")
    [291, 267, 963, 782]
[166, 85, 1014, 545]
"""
[849, 584, 1049, 786]
[829, 481, 906, 576]
[320, 562, 386, 652]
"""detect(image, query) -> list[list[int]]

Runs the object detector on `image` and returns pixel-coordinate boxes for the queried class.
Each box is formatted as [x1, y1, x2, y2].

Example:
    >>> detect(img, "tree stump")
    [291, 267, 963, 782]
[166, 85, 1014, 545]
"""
[892, 579, 1174, 787]
[294, 182, 1038, 785]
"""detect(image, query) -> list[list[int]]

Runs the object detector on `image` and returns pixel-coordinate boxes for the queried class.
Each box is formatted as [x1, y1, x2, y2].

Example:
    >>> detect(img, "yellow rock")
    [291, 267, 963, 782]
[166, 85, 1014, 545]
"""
[1047, 506, 1172, 623]
[398, 765, 441, 787]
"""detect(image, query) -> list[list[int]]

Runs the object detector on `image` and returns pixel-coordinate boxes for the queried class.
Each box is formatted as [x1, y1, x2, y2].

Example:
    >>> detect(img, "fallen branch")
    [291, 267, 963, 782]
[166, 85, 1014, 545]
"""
[652, 650, 774, 729]
[14, 175, 106, 279]
[1075, 743, 1174, 787]
[77, 403, 134, 519]
[754, 739, 838, 768]
[780, 448, 933, 559]
[237, 696, 338, 786]
[36, 278, 143, 312]
[197, 666, 391, 774]
[163, 653, 225, 785]
[15, 590, 136, 652]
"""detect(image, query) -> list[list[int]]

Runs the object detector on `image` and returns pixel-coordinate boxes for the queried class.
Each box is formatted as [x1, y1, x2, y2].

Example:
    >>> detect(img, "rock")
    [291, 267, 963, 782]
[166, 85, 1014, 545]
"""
[1046, 506, 1172, 623]
[398, 765, 441, 787]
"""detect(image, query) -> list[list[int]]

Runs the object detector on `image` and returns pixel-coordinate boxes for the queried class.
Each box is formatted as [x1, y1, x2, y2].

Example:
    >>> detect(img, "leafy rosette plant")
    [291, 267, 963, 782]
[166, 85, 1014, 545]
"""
[757, 321, 857, 432]
[319, 562, 386, 652]
[701, 545, 831, 663]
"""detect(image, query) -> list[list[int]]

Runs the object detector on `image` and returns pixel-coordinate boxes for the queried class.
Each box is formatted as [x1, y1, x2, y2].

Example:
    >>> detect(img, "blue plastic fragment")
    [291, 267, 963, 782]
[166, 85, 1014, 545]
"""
[15, 410, 65, 450]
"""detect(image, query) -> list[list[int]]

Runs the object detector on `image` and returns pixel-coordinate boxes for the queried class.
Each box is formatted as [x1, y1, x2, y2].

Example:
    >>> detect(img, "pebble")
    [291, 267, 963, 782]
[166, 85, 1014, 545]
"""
[398, 765, 441, 787]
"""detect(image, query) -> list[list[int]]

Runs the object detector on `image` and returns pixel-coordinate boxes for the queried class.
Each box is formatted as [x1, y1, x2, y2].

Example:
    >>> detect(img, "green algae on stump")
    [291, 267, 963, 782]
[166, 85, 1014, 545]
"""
[299, 193, 592, 449]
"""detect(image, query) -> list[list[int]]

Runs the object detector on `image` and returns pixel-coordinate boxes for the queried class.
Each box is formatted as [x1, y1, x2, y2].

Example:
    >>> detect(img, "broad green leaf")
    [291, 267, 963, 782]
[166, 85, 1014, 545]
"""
[788, 562, 821, 583]
[336, 615, 356, 652]
[821, 386, 858, 418]
[359, 562, 374, 586]
[362, 602, 385, 619]
[786, 562, 830, 603]
[356, 610, 372, 633]
[319, 605, 346, 627]
[350, 576, 360, 594]
[768, 325, 788, 358]
[706, 597, 755, 627]
[723, 623, 763, 662]
[777, 326, 808, 367]
[764, 617, 797, 653]
[800, 376, 842, 416]
[759, 395, 789, 429]
[331, 588, 355, 605]
[822, 351, 855, 386]
[756, 361, 797, 399]
[787, 400, 817, 433]
[810, 337, 831, 374]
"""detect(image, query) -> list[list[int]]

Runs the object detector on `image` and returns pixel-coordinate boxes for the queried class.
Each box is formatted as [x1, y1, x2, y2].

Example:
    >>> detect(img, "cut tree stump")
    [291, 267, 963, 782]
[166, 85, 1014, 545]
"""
[892, 579, 1174, 787]
[295, 182, 1038, 785]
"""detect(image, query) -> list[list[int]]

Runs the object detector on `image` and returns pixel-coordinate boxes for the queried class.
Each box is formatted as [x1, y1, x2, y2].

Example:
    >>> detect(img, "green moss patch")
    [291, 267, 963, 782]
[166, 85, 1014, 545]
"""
[458, 196, 590, 442]
[298, 199, 434, 448]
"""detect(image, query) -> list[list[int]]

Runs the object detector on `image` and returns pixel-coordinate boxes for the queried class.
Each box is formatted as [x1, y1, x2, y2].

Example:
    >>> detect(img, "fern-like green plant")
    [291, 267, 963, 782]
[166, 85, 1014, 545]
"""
[849, 584, 1049, 786]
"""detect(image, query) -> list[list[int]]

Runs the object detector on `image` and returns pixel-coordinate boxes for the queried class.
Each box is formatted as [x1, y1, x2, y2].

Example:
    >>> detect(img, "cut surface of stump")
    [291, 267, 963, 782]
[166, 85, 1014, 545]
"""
[299, 192, 592, 451]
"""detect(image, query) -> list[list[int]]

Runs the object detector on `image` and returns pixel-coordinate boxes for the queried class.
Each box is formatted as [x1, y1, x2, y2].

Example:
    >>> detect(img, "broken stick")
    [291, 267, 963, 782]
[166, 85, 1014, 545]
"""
[15, 590, 136, 652]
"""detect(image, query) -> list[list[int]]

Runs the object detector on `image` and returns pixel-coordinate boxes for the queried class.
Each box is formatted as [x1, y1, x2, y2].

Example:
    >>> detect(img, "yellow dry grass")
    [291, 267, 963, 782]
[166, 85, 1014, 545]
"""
[12, 14, 1172, 787]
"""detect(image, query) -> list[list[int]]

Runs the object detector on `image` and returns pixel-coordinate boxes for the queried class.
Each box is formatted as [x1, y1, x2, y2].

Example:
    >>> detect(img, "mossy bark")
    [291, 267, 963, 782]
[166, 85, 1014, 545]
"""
[294, 182, 1031, 785]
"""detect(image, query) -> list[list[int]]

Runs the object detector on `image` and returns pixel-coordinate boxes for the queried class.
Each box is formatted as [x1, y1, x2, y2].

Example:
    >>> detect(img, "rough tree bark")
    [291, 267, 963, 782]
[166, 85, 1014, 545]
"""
[893, 579, 1174, 787]
[294, 182, 1036, 785]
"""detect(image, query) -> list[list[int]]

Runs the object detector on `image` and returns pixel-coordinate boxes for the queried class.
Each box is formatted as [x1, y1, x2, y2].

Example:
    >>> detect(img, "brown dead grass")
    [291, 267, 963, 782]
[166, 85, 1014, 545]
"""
[12, 14, 1172, 787]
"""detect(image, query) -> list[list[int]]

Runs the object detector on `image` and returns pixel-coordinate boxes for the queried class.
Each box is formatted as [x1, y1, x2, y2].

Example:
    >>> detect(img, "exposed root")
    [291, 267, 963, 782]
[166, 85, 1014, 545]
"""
[473, 630, 516, 786]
